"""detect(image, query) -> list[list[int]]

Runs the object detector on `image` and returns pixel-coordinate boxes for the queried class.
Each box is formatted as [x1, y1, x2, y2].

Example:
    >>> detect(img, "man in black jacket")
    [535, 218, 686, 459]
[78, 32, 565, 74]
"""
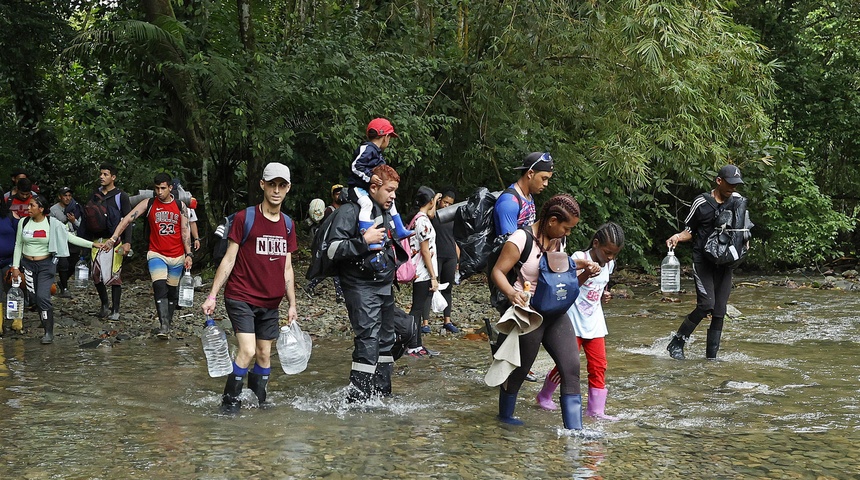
[79, 164, 132, 321]
[323, 164, 406, 402]
[665, 164, 750, 360]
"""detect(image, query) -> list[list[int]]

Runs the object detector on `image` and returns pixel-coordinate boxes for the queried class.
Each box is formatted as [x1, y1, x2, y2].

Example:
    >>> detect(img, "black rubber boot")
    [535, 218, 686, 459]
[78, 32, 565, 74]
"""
[346, 368, 375, 403]
[706, 328, 722, 359]
[560, 394, 583, 430]
[41, 310, 54, 344]
[95, 283, 110, 317]
[247, 372, 270, 408]
[108, 285, 122, 321]
[221, 373, 245, 414]
[497, 388, 523, 426]
[155, 298, 171, 339]
[667, 317, 698, 360]
[373, 362, 393, 397]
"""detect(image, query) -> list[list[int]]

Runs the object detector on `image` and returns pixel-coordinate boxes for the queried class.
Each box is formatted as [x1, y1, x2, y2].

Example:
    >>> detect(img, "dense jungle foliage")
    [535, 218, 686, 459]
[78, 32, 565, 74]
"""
[1, 0, 857, 271]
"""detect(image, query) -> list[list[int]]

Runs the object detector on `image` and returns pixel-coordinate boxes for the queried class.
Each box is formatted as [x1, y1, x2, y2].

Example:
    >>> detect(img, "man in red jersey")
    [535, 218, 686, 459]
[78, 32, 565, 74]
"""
[104, 172, 192, 339]
[202, 162, 298, 414]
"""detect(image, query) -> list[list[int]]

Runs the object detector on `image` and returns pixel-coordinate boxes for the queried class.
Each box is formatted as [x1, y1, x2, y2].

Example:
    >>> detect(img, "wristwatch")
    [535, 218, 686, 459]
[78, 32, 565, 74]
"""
[185, 252, 194, 258]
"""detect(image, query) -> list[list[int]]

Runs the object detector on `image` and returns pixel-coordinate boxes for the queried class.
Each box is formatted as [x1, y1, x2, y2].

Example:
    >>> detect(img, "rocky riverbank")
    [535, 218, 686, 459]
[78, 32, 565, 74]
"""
[2, 253, 857, 347]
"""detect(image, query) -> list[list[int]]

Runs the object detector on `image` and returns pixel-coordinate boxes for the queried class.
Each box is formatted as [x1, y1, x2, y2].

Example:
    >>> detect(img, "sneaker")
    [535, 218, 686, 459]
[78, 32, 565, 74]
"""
[108, 312, 120, 321]
[443, 322, 459, 334]
[406, 348, 425, 358]
[420, 325, 431, 334]
[59, 289, 72, 299]
[303, 286, 315, 299]
[417, 346, 440, 357]
[525, 370, 538, 382]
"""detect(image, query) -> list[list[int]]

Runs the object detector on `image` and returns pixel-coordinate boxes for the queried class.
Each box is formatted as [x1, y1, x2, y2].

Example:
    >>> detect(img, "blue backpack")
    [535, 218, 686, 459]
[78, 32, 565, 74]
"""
[530, 248, 579, 318]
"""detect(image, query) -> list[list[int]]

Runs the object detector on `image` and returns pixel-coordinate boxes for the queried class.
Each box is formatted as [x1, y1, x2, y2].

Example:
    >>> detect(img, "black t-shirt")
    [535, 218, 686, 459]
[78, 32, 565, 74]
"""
[431, 215, 457, 260]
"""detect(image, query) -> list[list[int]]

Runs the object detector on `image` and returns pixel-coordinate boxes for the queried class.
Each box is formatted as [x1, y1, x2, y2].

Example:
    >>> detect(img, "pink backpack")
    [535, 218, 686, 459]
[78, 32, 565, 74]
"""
[395, 215, 419, 283]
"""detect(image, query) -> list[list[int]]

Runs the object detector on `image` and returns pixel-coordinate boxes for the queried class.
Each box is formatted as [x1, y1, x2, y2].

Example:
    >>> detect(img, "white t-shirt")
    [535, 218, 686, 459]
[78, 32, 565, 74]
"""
[409, 212, 438, 282]
[567, 250, 614, 339]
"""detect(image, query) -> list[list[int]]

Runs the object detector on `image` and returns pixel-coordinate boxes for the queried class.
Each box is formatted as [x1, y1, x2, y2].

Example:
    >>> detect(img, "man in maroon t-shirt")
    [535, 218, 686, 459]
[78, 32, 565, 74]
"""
[202, 162, 298, 414]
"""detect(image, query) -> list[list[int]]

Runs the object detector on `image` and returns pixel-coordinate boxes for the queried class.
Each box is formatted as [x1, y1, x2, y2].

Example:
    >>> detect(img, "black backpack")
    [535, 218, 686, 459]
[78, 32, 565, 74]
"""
[305, 203, 357, 281]
[487, 226, 534, 314]
[83, 190, 121, 236]
[454, 186, 524, 280]
[213, 206, 292, 267]
[702, 193, 753, 267]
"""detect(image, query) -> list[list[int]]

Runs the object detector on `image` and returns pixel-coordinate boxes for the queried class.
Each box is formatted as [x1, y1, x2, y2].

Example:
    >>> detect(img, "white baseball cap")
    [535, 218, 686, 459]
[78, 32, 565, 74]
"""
[262, 162, 291, 183]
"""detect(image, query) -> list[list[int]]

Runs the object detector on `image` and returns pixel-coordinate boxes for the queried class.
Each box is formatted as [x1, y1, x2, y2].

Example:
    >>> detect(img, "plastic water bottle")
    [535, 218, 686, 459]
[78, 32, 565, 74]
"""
[661, 248, 681, 293]
[6, 278, 24, 320]
[74, 257, 89, 288]
[201, 317, 233, 377]
[178, 269, 194, 307]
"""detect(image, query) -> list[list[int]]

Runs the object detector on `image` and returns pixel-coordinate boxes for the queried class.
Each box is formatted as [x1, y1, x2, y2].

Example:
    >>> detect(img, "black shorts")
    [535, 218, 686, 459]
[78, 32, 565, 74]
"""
[224, 298, 280, 340]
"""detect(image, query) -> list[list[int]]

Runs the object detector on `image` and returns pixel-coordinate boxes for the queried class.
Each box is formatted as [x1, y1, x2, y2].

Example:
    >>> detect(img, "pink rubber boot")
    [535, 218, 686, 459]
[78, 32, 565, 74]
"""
[585, 386, 619, 421]
[535, 371, 559, 410]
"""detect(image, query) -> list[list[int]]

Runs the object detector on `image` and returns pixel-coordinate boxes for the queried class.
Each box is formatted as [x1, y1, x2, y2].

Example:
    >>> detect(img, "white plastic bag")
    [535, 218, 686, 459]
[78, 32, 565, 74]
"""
[431, 287, 449, 314]
[277, 321, 312, 374]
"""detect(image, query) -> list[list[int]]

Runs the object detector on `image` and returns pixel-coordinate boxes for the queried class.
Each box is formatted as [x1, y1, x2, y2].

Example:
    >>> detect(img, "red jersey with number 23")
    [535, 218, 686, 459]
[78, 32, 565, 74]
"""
[224, 205, 297, 309]
[147, 198, 184, 257]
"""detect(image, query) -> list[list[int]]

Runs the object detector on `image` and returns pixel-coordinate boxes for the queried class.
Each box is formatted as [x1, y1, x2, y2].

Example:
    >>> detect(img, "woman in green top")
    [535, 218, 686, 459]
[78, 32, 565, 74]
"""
[10, 194, 103, 344]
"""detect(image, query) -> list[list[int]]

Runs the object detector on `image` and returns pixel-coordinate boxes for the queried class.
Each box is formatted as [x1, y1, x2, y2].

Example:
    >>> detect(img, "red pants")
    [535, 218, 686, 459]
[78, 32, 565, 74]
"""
[548, 337, 607, 389]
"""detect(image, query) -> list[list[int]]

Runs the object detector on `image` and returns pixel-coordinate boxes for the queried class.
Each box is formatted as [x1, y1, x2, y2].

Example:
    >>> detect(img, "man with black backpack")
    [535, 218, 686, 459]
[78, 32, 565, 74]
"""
[666, 164, 752, 360]
[103, 173, 193, 339]
[79, 163, 132, 321]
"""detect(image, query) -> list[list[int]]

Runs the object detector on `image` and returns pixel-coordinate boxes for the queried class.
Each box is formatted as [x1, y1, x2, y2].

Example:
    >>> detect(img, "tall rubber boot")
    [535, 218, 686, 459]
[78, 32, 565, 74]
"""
[497, 388, 524, 426]
[108, 285, 121, 321]
[536, 371, 559, 410]
[95, 283, 110, 318]
[347, 367, 376, 403]
[585, 386, 618, 421]
[40, 309, 54, 344]
[391, 213, 415, 240]
[560, 394, 583, 430]
[221, 373, 245, 414]
[373, 361, 393, 397]
[667, 316, 698, 360]
[706, 328, 722, 359]
[247, 372, 270, 408]
[155, 298, 171, 339]
[359, 220, 384, 251]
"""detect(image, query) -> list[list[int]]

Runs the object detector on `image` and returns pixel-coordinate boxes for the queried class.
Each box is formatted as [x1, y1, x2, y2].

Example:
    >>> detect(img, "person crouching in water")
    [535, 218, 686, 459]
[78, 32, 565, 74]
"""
[490, 194, 600, 429]
[536, 222, 625, 420]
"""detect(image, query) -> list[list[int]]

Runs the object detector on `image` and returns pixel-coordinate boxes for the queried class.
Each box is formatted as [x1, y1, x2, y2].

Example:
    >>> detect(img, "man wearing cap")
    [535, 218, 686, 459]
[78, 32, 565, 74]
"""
[493, 152, 554, 237]
[665, 164, 750, 360]
[346, 117, 414, 250]
[104, 173, 193, 339]
[50, 187, 82, 297]
[324, 184, 344, 219]
[202, 162, 298, 414]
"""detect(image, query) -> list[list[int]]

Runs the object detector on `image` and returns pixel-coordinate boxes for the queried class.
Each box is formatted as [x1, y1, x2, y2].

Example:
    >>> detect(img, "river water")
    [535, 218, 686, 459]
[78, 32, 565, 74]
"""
[2, 278, 859, 478]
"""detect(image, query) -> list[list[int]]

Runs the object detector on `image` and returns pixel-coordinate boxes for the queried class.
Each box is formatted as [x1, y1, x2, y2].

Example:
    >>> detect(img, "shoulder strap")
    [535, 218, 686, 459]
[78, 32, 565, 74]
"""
[145, 197, 156, 218]
[22, 217, 30, 229]
[702, 193, 721, 211]
[241, 206, 256, 245]
[518, 226, 534, 265]
[503, 186, 524, 210]
[115, 194, 121, 210]
[280, 212, 292, 235]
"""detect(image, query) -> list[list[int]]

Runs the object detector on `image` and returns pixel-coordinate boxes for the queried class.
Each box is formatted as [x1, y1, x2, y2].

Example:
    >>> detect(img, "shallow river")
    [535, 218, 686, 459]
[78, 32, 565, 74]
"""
[2, 277, 859, 479]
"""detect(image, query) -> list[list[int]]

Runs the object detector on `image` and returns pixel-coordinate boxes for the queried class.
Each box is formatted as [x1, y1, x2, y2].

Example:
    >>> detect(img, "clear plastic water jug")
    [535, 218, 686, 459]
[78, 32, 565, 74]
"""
[201, 317, 233, 377]
[178, 269, 194, 307]
[6, 278, 24, 320]
[661, 248, 681, 293]
[74, 257, 89, 288]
